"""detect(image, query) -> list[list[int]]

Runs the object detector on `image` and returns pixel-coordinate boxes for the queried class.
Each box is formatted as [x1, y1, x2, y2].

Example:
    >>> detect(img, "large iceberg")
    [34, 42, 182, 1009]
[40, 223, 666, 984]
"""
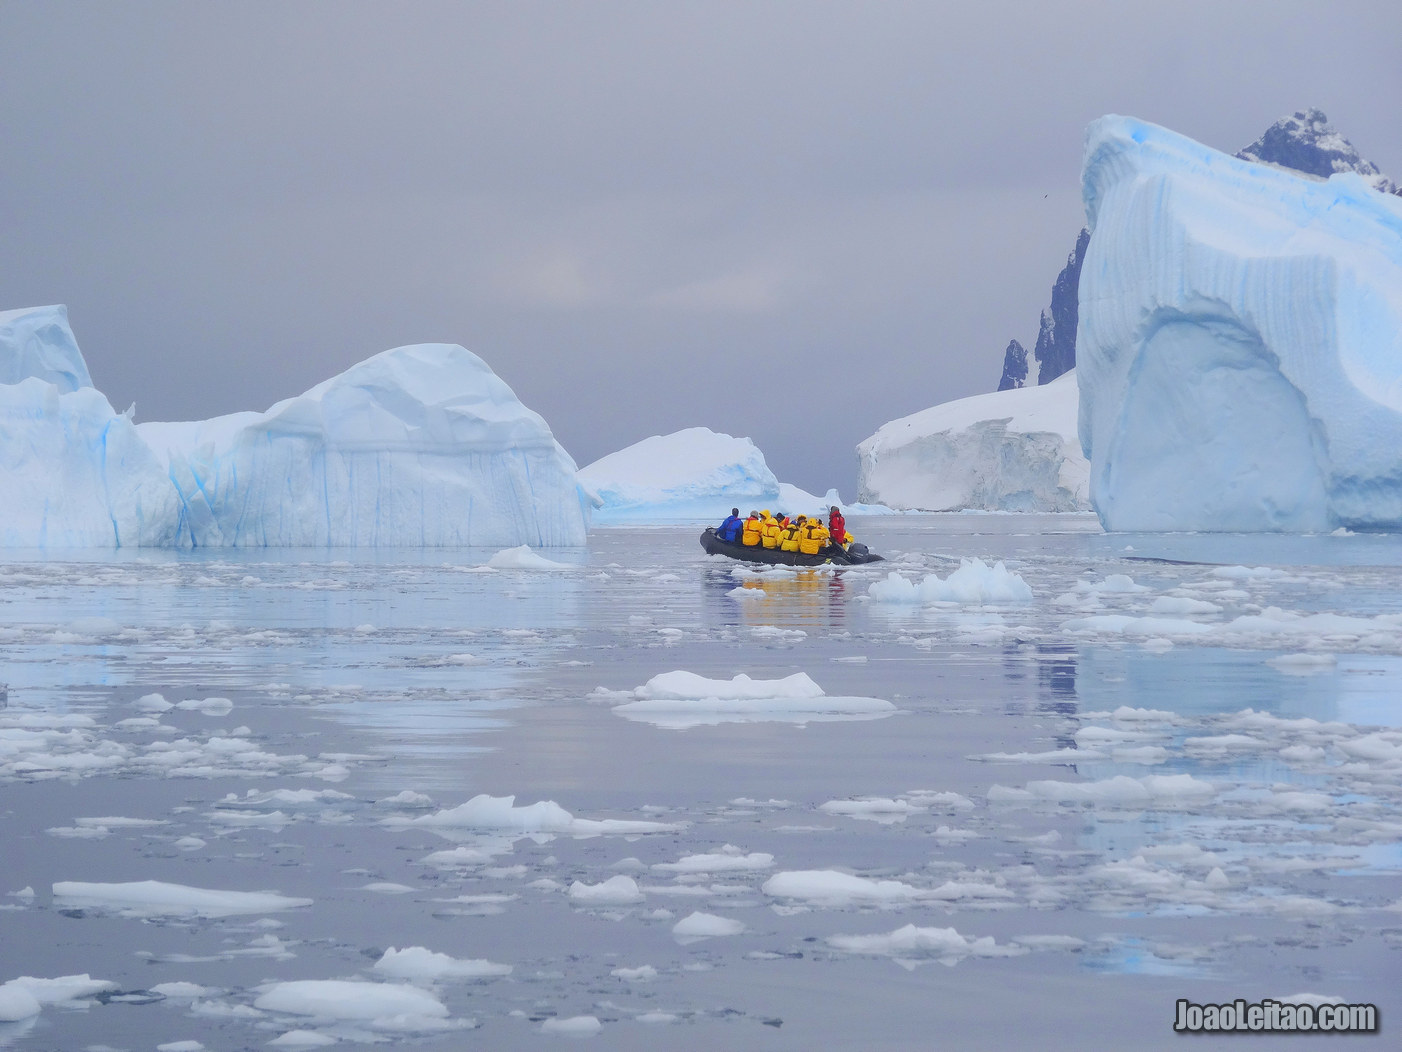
[856, 372, 1088, 512]
[578, 428, 783, 522]
[0, 308, 591, 547]
[139, 344, 591, 546]
[1078, 116, 1402, 531]
[0, 306, 181, 546]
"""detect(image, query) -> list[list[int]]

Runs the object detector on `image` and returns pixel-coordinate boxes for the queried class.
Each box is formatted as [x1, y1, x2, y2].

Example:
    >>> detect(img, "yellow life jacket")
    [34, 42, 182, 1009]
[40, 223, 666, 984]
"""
[741, 516, 762, 546]
[760, 518, 782, 548]
[798, 522, 826, 555]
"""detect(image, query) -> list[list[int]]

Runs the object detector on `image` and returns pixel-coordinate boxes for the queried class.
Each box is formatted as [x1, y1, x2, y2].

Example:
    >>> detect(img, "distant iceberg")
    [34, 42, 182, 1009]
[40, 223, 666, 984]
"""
[856, 372, 1088, 512]
[0, 307, 591, 547]
[579, 427, 886, 522]
[579, 427, 781, 522]
[1079, 116, 1402, 531]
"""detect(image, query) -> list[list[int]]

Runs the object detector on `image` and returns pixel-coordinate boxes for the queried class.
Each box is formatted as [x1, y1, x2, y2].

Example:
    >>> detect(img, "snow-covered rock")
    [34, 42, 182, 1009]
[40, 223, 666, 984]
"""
[856, 372, 1088, 512]
[0, 306, 182, 546]
[1078, 115, 1402, 532]
[140, 343, 591, 546]
[578, 427, 781, 522]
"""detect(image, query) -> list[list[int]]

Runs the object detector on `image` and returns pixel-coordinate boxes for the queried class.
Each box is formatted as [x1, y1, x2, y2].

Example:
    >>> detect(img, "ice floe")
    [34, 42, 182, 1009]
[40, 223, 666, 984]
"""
[868, 559, 1033, 605]
[51, 880, 313, 918]
[608, 670, 894, 729]
[372, 946, 512, 981]
[406, 793, 682, 835]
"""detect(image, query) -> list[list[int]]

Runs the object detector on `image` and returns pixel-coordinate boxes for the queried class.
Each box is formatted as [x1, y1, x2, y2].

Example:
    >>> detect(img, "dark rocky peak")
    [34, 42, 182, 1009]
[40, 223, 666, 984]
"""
[1033, 228, 1089, 386]
[1236, 109, 1400, 196]
[997, 339, 1028, 391]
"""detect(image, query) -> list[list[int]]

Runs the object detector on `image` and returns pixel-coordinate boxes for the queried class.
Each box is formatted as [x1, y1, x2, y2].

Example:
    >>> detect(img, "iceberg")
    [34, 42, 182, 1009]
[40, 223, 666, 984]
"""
[0, 306, 182, 546]
[0, 311, 592, 547]
[578, 427, 781, 522]
[856, 372, 1088, 512]
[1078, 116, 1402, 532]
[140, 343, 591, 546]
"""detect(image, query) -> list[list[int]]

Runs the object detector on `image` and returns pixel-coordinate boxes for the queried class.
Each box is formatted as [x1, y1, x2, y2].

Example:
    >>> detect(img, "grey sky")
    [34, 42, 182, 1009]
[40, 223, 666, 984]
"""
[4, 2, 1399, 495]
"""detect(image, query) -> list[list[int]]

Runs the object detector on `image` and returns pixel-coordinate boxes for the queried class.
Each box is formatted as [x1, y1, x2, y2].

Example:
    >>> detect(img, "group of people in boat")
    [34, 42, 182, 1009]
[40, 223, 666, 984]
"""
[715, 505, 853, 557]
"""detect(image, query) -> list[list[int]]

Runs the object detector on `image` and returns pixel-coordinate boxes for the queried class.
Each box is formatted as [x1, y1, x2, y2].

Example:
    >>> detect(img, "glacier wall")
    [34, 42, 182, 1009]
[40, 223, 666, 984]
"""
[856, 372, 1088, 512]
[1078, 116, 1402, 532]
[139, 344, 591, 547]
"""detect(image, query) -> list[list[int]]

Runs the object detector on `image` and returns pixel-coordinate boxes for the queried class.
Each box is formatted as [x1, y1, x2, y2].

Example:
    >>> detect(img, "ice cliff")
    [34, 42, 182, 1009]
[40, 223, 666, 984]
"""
[0, 306, 181, 546]
[0, 309, 590, 546]
[1078, 115, 1402, 531]
[578, 428, 782, 522]
[856, 372, 1088, 512]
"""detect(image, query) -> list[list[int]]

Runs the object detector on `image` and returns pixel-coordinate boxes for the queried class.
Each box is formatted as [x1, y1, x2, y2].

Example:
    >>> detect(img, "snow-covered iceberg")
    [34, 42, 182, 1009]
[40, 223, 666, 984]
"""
[140, 343, 591, 546]
[578, 427, 781, 522]
[0, 306, 183, 546]
[856, 372, 1088, 512]
[1078, 116, 1402, 532]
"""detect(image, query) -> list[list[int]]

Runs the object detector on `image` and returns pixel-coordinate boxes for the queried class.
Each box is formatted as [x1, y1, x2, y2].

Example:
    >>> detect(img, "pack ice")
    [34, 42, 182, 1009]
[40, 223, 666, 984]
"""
[1078, 115, 1402, 531]
[0, 308, 591, 546]
[856, 372, 1088, 512]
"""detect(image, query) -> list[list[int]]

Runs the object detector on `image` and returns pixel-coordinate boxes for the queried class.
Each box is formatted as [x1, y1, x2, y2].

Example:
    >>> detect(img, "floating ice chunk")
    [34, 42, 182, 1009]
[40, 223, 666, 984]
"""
[762, 870, 926, 906]
[613, 671, 893, 730]
[410, 794, 681, 835]
[868, 560, 1033, 605]
[652, 846, 774, 874]
[174, 697, 233, 715]
[134, 693, 173, 712]
[486, 546, 577, 571]
[373, 946, 512, 981]
[268, 1032, 338, 1048]
[819, 798, 926, 824]
[377, 790, 434, 808]
[0, 974, 117, 1020]
[254, 980, 450, 1025]
[52, 880, 312, 918]
[156, 1041, 205, 1052]
[361, 882, 416, 895]
[1267, 653, 1338, 675]
[637, 1011, 680, 1024]
[0, 985, 42, 1022]
[541, 1014, 602, 1036]
[828, 924, 1023, 963]
[611, 965, 658, 981]
[150, 982, 210, 998]
[672, 911, 745, 941]
[1012, 935, 1087, 952]
[567, 875, 644, 905]
[1149, 596, 1221, 616]
[988, 774, 1215, 807]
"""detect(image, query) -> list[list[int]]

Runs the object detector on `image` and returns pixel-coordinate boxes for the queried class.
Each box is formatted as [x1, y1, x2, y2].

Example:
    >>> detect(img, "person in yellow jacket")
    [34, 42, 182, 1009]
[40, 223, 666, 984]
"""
[780, 515, 804, 552]
[798, 518, 829, 556]
[759, 511, 782, 549]
[741, 511, 763, 547]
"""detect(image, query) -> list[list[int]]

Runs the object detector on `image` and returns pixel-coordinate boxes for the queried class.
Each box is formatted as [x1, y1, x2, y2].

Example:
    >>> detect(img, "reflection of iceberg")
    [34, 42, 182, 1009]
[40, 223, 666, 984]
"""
[612, 670, 894, 730]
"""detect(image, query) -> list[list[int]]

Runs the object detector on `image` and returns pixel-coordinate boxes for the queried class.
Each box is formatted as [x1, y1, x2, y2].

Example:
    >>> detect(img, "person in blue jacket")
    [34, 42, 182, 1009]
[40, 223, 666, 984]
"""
[717, 508, 744, 543]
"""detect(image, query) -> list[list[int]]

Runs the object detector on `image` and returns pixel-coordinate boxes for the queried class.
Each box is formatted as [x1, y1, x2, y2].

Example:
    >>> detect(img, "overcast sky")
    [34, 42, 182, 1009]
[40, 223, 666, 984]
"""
[3, 2, 1399, 495]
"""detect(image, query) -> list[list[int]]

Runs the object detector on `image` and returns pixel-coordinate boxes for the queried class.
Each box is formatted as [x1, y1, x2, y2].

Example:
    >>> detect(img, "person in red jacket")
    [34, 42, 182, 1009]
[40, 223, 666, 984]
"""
[828, 505, 848, 549]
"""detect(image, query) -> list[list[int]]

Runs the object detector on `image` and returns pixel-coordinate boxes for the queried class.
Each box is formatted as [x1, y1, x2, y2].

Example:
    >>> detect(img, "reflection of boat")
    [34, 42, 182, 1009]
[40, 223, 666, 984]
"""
[699, 528, 884, 566]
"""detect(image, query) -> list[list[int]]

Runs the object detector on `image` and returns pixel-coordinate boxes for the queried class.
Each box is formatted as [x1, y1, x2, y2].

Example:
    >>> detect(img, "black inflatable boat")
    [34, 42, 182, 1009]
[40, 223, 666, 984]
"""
[699, 528, 885, 566]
